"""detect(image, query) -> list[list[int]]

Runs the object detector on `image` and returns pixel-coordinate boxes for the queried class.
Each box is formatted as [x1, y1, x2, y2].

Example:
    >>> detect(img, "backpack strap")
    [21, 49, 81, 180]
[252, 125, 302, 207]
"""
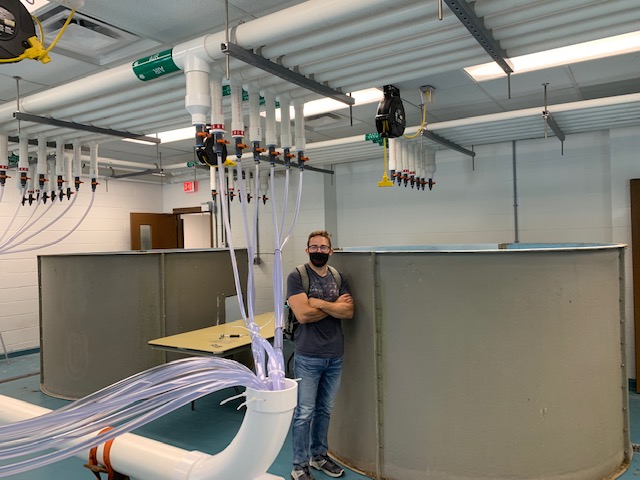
[296, 264, 309, 293]
[327, 265, 342, 291]
[297, 264, 342, 294]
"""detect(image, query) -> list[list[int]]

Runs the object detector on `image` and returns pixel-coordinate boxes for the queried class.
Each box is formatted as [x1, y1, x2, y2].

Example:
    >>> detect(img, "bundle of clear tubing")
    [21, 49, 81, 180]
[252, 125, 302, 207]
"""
[0, 85, 306, 477]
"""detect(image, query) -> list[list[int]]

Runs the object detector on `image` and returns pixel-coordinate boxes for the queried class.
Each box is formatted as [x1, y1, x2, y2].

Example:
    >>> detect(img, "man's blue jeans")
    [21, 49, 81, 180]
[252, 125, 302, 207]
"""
[292, 353, 343, 467]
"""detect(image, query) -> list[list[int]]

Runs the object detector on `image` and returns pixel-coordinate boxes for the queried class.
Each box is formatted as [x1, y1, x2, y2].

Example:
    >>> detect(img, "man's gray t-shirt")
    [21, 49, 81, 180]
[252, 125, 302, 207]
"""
[286, 264, 350, 358]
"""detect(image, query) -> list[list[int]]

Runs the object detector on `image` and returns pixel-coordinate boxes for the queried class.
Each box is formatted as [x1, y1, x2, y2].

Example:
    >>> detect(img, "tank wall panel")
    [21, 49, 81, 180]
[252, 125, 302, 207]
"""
[332, 247, 629, 480]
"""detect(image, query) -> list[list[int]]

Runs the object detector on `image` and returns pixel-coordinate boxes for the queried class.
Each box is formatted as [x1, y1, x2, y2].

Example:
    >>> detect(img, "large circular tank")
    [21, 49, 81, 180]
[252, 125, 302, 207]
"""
[329, 244, 631, 480]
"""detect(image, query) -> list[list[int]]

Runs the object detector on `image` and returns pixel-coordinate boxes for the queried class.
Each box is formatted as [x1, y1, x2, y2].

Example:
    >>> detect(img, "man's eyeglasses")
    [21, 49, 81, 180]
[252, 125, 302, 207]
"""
[308, 245, 331, 253]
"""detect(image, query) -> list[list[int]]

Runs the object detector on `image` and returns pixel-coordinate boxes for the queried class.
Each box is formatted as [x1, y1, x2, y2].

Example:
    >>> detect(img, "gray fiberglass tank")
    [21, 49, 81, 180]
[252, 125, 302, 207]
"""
[329, 243, 630, 480]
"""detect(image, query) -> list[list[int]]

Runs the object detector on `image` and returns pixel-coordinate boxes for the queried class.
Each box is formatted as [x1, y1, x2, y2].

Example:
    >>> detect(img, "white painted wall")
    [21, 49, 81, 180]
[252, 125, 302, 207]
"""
[0, 181, 162, 353]
[334, 127, 639, 378]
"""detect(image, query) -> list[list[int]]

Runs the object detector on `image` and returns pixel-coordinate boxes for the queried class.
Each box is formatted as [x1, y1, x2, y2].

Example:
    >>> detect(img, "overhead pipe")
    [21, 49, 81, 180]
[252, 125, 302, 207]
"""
[0, 0, 393, 126]
[0, 379, 297, 480]
[258, 2, 432, 59]
[282, 15, 460, 70]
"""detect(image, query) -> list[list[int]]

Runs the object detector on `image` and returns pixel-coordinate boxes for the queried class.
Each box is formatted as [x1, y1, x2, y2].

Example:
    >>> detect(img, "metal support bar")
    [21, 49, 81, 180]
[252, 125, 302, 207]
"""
[422, 130, 475, 158]
[444, 0, 513, 75]
[109, 168, 164, 179]
[221, 42, 355, 106]
[543, 112, 565, 142]
[13, 112, 161, 144]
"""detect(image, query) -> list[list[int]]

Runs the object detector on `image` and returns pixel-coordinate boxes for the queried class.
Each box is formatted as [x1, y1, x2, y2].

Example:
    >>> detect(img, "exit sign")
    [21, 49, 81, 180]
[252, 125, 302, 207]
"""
[183, 180, 197, 193]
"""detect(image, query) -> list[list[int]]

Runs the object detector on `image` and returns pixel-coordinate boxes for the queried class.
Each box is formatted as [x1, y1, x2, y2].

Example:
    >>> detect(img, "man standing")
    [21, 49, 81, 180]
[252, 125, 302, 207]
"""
[287, 230, 354, 480]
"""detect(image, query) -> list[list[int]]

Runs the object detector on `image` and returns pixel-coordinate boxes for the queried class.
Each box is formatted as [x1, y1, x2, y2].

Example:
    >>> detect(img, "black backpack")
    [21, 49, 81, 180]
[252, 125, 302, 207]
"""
[284, 264, 342, 341]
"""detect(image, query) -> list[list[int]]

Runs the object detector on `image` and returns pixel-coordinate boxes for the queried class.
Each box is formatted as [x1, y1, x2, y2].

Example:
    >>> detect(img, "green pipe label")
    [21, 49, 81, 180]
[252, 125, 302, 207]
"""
[132, 50, 180, 81]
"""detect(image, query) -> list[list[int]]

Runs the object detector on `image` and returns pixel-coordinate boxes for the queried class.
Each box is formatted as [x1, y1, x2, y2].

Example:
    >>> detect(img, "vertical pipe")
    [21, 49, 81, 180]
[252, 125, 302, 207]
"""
[279, 96, 292, 149]
[184, 54, 211, 126]
[37, 135, 47, 196]
[72, 140, 81, 191]
[89, 143, 98, 192]
[388, 137, 397, 179]
[264, 91, 277, 147]
[0, 133, 8, 188]
[18, 136, 29, 190]
[210, 74, 225, 133]
[55, 138, 65, 199]
[248, 86, 262, 143]
[294, 101, 305, 153]
[512, 141, 519, 243]
[230, 84, 244, 139]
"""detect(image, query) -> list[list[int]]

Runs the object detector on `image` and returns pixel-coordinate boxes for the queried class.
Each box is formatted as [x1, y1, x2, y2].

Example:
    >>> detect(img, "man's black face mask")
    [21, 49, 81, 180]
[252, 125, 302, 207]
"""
[309, 252, 330, 267]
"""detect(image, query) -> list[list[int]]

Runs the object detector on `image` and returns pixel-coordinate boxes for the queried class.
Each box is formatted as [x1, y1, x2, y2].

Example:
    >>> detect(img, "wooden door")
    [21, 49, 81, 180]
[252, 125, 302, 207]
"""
[130, 213, 182, 250]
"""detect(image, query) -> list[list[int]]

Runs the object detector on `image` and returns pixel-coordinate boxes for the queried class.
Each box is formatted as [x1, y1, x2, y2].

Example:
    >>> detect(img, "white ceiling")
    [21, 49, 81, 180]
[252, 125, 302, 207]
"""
[1, 0, 639, 182]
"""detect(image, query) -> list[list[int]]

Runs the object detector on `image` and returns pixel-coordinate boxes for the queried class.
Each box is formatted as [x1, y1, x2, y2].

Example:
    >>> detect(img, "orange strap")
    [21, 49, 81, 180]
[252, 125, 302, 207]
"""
[85, 427, 129, 480]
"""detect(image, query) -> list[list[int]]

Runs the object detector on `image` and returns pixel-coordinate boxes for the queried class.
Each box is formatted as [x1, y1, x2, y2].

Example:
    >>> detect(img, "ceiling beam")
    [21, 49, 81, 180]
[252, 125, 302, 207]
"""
[444, 0, 513, 76]
[13, 113, 161, 144]
[422, 130, 475, 158]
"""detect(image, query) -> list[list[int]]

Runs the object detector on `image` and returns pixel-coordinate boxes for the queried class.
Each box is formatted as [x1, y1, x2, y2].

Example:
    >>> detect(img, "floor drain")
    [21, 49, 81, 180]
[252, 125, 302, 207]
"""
[632, 443, 640, 453]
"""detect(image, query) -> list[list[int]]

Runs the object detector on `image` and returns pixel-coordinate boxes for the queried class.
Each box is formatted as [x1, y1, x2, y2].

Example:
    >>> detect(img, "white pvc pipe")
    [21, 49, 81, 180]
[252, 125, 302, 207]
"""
[0, 0, 392, 126]
[231, 82, 244, 138]
[0, 379, 297, 480]
[72, 140, 82, 181]
[425, 148, 436, 179]
[55, 139, 65, 182]
[248, 86, 262, 143]
[0, 134, 7, 170]
[37, 135, 47, 177]
[210, 74, 225, 132]
[264, 91, 277, 147]
[89, 144, 98, 181]
[182, 53, 211, 126]
[388, 137, 397, 175]
[294, 102, 305, 153]
[279, 96, 291, 149]
[409, 143, 416, 183]
[17, 137, 28, 190]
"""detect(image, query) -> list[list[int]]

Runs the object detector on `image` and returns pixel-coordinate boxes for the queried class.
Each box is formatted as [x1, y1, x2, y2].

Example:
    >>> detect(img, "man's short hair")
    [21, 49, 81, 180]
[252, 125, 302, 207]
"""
[307, 230, 332, 248]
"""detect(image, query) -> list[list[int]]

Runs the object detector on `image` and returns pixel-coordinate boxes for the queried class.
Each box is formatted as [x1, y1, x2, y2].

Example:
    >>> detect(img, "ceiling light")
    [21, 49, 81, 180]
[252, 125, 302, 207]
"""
[262, 88, 382, 120]
[465, 31, 640, 82]
[124, 127, 193, 145]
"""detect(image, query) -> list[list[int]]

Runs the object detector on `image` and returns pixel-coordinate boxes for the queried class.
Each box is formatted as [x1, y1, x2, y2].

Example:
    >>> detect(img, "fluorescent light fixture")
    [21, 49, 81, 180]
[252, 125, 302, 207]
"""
[262, 88, 382, 120]
[123, 127, 192, 145]
[465, 31, 640, 82]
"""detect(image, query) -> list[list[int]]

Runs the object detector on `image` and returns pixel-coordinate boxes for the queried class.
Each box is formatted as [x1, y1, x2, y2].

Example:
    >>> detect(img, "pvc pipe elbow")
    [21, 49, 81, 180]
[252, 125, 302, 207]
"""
[187, 378, 297, 480]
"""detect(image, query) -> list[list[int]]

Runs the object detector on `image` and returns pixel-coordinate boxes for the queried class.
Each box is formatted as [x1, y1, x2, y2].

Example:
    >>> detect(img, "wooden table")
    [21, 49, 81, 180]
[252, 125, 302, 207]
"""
[148, 312, 275, 357]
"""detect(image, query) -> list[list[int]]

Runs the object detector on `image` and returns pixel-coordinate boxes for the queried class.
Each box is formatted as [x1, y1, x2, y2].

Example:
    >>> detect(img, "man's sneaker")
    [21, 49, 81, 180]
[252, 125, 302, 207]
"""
[291, 465, 315, 480]
[310, 455, 344, 478]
